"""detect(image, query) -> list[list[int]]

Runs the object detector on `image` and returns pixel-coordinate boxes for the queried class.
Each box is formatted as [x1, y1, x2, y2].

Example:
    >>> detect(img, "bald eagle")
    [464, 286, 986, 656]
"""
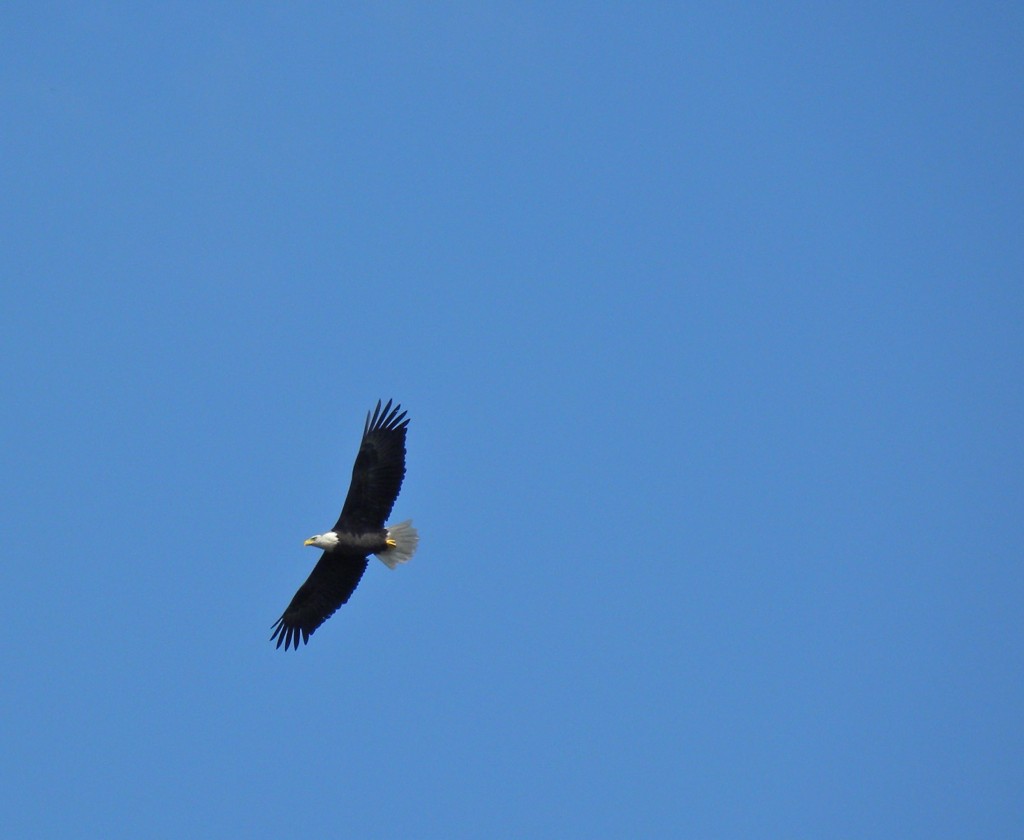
[271, 399, 418, 650]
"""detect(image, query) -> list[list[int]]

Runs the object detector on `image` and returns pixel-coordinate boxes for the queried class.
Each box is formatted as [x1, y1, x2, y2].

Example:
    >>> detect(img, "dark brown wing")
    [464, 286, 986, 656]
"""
[332, 399, 409, 533]
[270, 552, 369, 650]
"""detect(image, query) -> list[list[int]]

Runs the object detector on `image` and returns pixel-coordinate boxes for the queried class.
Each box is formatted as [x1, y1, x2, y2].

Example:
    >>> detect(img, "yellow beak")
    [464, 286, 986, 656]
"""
[303, 538, 316, 547]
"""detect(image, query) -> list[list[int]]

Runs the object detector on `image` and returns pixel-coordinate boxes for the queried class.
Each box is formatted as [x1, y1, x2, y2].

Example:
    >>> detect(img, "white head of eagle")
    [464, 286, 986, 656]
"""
[304, 532, 340, 550]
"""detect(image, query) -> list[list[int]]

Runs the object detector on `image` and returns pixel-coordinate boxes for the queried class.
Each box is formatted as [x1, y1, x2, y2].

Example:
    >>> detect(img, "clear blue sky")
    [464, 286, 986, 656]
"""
[2, 4, 1021, 837]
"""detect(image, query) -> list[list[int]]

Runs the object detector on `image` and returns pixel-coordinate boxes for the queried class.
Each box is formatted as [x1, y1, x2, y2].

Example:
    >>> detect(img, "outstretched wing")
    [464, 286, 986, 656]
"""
[271, 553, 369, 650]
[333, 399, 409, 533]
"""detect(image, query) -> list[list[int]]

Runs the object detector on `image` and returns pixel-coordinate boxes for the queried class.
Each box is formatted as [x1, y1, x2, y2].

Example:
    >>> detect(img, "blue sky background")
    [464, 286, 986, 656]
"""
[2, 4, 1021, 837]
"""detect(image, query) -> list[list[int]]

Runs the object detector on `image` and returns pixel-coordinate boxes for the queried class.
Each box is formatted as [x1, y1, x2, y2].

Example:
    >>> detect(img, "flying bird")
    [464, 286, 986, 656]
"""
[271, 399, 418, 650]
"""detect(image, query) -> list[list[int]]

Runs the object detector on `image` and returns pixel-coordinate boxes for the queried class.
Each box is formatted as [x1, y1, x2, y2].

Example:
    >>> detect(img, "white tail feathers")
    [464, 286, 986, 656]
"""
[377, 520, 419, 569]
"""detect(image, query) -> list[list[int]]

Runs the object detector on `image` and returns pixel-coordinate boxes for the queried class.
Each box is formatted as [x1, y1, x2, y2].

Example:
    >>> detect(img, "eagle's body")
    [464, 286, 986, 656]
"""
[271, 400, 417, 650]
